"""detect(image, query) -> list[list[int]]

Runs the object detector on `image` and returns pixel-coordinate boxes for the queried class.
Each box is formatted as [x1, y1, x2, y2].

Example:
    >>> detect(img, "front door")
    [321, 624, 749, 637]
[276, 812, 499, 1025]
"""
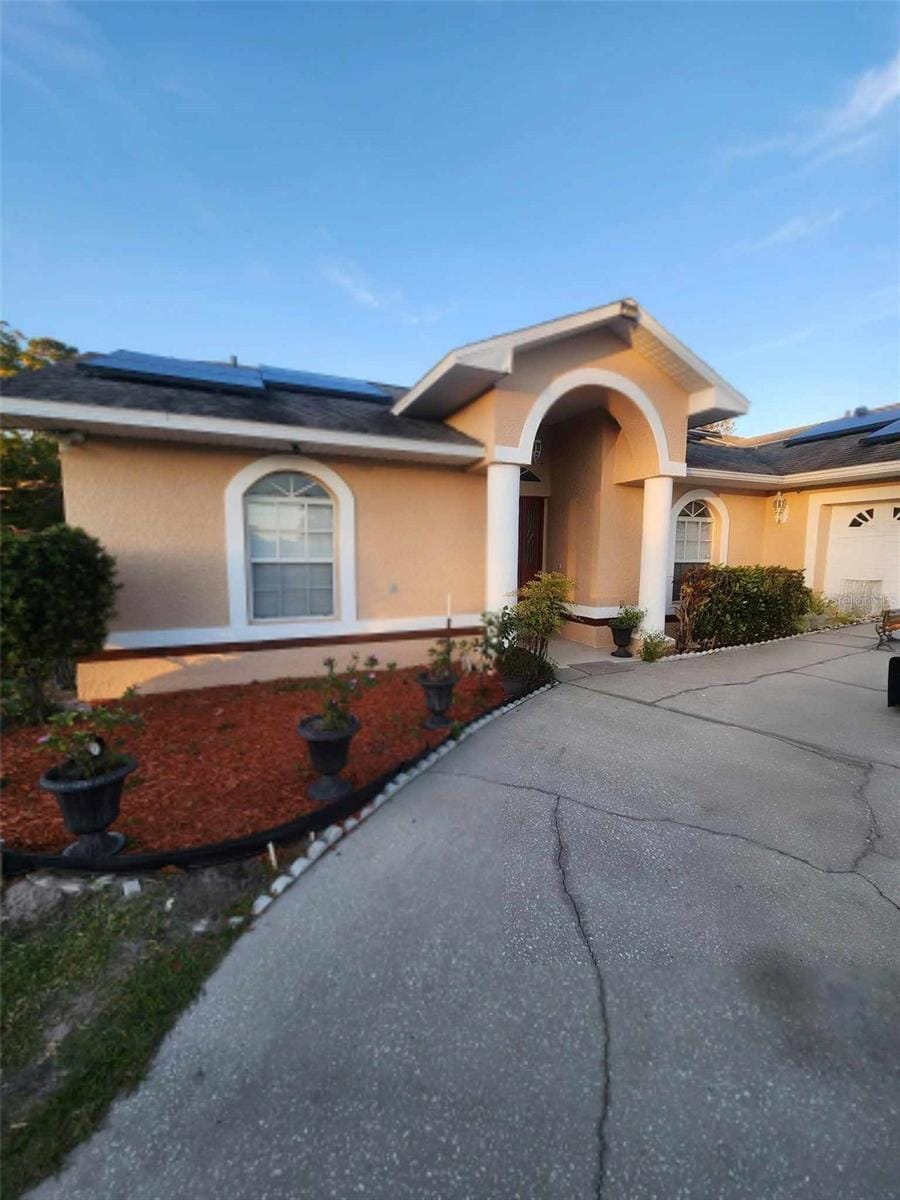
[518, 496, 545, 589]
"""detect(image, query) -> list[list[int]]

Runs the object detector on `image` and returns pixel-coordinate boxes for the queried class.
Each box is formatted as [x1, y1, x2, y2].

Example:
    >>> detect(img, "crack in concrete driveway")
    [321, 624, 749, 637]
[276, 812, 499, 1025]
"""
[27, 627, 900, 1200]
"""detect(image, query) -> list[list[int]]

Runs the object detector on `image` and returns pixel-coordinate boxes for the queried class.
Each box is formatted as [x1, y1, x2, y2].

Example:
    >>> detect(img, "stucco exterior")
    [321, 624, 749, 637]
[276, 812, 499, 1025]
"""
[62, 438, 486, 634]
[5, 299, 896, 698]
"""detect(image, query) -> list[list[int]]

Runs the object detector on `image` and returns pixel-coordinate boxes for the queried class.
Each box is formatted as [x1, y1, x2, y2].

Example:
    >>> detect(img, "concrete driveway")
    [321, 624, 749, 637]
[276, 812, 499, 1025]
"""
[31, 626, 900, 1200]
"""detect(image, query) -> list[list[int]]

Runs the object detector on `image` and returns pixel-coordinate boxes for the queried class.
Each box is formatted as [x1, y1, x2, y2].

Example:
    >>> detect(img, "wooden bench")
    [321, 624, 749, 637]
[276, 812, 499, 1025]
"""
[876, 608, 900, 649]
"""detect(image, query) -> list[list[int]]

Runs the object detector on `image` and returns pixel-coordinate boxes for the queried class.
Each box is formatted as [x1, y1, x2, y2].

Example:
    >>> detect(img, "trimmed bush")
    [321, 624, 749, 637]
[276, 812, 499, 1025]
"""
[676, 565, 811, 653]
[0, 524, 117, 720]
[639, 630, 670, 662]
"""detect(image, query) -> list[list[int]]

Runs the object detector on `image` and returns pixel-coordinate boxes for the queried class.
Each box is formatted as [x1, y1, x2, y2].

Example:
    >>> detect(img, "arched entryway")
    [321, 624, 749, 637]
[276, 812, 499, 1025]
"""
[485, 367, 686, 632]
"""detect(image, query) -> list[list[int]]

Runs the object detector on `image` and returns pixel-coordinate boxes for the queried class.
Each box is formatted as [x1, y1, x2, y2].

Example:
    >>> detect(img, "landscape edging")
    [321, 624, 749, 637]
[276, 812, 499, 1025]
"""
[246, 681, 554, 922]
[655, 619, 873, 663]
[0, 682, 553, 880]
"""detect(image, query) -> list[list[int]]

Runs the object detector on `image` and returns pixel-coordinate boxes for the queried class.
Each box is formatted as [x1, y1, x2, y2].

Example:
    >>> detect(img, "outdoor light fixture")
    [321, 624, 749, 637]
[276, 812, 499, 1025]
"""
[532, 438, 543, 464]
[773, 492, 788, 524]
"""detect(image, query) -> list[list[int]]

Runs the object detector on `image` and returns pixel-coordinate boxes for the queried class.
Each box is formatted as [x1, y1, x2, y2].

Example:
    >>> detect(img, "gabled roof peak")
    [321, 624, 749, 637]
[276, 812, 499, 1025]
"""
[391, 299, 749, 426]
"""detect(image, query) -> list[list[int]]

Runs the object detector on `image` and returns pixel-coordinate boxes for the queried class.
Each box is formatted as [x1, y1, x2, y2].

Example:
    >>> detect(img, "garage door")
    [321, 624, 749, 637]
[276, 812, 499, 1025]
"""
[823, 500, 900, 610]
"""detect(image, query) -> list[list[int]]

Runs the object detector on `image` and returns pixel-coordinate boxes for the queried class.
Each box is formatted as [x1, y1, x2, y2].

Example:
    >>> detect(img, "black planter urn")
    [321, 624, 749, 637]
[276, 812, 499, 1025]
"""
[298, 714, 359, 801]
[610, 625, 636, 658]
[418, 672, 457, 729]
[39, 756, 137, 859]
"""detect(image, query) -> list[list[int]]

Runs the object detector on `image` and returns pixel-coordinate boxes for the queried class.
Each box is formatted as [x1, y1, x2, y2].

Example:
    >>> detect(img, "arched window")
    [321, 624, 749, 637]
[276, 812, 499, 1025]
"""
[245, 471, 334, 619]
[673, 499, 712, 601]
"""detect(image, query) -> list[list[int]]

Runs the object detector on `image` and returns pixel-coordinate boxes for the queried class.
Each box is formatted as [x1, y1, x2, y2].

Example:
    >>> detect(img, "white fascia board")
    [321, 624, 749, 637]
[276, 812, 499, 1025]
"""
[0, 396, 483, 466]
[392, 301, 625, 417]
[687, 461, 900, 490]
[639, 314, 750, 418]
[392, 300, 751, 422]
[104, 613, 485, 652]
[687, 385, 750, 426]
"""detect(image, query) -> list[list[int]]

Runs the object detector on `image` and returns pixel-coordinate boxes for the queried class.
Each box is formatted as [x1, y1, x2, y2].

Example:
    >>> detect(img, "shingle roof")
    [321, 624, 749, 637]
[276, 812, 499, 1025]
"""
[1, 358, 480, 450]
[688, 409, 900, 476]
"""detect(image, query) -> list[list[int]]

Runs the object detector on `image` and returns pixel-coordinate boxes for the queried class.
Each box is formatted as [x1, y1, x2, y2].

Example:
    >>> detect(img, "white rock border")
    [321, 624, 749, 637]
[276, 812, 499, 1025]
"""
[654, 618, 874, 663]
[249, 683, 554, 921]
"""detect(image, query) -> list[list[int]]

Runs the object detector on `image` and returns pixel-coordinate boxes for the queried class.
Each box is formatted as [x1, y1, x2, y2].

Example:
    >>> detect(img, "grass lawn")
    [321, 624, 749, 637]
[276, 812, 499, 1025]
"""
[1, 861, 272, 1198]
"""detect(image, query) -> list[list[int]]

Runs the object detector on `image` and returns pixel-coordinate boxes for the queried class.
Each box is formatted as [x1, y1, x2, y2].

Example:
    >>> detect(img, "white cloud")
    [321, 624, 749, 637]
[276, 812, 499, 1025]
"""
[720, 50, 900, 169]
[321, 261, 385, 310]
[730, 285, 900, 357]
[320, 256, 445, 328]
[816, 50, 900, 142]
[743, 208, 843, 253]
[732, 326, 819, 357]
[1, 0, 138, 119]
[157, 79, 211, 107]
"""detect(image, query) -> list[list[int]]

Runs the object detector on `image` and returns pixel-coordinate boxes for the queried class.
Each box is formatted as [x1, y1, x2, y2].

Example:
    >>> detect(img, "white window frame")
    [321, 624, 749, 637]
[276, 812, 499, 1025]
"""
[245, 472, 336, 622]
[225, 455, 356, 634]
[666, 488, 730, 612]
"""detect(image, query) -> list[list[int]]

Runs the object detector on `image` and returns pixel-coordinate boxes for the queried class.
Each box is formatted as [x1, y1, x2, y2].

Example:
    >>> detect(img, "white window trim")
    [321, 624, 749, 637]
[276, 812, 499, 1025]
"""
[667, 488, 730, 611]
[225, 455, 357, 635]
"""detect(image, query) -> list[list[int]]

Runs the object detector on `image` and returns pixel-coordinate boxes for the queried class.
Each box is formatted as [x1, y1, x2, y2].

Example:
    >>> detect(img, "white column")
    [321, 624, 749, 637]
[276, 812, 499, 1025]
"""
[638, 475, 674, 633]
[485, 462, 520, 611]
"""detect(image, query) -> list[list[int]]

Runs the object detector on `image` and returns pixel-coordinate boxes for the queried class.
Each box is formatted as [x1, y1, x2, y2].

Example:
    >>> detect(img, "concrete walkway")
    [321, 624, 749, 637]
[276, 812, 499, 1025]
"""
[31, 627, 900, 1199]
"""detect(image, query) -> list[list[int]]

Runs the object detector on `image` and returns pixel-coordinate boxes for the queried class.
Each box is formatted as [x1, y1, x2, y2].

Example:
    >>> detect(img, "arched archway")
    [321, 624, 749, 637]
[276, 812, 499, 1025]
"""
[497, 366, 686, 478]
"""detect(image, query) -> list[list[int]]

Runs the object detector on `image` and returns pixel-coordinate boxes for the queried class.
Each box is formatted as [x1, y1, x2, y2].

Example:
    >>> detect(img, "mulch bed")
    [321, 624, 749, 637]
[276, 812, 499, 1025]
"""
[0, 667, 505, 855]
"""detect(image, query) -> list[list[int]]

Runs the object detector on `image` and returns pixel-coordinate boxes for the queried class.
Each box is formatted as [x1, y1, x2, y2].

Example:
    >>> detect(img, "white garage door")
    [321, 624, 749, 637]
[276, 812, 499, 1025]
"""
[823, 500, 900, 610]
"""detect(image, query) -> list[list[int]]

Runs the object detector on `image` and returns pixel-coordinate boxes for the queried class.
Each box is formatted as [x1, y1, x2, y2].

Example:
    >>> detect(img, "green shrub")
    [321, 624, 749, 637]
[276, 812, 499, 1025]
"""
[495, 645, 554, 683]
[514, 571, 574, 658]
[676, 565, 810, 653]
[639, 630, 670, 662]
[481, 572, 574, 679]
[0, 524, 118, 721]
[612, 603, 646, 631]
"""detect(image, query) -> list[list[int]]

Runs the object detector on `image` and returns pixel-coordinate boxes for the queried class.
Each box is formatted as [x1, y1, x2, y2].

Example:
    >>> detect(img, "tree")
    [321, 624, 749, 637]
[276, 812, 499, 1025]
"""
[0, 322, 77, 530]
[0, 321, 77, 378]
[0, 430, 64, 531]
[0, 525, 118, 720]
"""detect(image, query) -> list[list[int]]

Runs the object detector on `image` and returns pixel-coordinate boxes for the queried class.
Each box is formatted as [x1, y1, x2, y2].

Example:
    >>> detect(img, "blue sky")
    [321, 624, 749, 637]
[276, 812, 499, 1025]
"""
[2, 1, 898, 433]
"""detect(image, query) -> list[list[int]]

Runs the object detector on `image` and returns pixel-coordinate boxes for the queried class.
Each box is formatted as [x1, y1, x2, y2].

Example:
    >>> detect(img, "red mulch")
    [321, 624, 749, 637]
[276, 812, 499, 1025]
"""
[0, 668, 505, 855]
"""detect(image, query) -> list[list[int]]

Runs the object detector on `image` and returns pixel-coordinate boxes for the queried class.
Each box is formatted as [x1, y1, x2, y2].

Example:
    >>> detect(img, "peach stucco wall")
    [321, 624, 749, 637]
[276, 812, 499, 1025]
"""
[61, 437, 486, 634]
[541, 410, 644, 609]
[448, 327, 690, 480]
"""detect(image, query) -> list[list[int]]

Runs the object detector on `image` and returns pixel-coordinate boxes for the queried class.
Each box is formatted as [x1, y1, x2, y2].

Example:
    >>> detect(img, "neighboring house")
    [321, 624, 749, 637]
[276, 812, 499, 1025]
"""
[2, 299, 898, 699]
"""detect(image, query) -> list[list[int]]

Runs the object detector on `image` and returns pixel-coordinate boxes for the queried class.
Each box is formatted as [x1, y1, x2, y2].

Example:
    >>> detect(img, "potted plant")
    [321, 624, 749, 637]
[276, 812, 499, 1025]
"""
[38, 694, 143, 859]
[610, 604, 645, 658]
[418, 636, 463, 729]
[298, 654, 378, 801]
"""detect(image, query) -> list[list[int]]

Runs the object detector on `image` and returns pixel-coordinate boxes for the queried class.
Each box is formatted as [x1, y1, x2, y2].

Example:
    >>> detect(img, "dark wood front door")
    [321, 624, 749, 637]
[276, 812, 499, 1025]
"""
[518, 496, 545, 589]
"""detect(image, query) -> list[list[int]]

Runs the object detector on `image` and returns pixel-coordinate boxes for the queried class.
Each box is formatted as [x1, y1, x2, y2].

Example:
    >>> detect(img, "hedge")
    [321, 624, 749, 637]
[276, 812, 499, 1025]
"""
[676, 565, 811, 652]
[0, 524, 117, 720]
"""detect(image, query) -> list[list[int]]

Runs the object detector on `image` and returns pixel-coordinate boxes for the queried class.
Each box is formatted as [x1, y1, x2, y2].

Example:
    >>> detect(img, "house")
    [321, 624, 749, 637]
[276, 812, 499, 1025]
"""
[2, 299, 898, 700]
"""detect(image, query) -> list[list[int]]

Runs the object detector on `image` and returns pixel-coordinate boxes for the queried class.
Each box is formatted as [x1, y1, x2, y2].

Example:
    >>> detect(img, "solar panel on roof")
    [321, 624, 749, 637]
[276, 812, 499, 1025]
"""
[260, 365, 391, 401]
[82, 351, 264, 393]
[783, 408, 900, 447]
[859, 417, 900, 446]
